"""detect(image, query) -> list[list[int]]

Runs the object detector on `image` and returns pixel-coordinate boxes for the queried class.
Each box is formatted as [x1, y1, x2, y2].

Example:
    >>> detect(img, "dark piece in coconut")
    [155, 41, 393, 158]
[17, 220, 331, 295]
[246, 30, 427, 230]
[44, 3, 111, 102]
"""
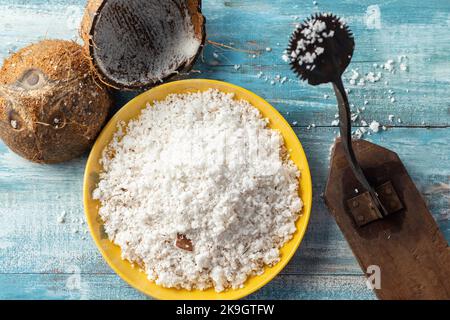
[0, 40, 112, 164]
[81, 0, 206, 91]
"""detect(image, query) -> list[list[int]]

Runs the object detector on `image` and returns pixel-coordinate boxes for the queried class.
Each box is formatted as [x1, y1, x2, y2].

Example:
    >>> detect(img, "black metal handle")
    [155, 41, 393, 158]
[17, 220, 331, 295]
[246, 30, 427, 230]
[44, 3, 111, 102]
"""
[333, 78, 388, 218]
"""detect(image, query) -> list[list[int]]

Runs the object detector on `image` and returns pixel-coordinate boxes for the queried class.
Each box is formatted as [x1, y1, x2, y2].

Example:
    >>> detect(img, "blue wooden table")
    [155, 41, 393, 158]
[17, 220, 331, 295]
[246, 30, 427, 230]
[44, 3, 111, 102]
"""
[0, 0, 449, 300]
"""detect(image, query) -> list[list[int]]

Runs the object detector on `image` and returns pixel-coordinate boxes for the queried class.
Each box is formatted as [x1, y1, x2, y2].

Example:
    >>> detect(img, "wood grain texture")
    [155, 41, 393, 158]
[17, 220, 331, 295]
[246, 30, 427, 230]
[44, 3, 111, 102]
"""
[0, 274, 374, 300]
[0, 0, 449, 300]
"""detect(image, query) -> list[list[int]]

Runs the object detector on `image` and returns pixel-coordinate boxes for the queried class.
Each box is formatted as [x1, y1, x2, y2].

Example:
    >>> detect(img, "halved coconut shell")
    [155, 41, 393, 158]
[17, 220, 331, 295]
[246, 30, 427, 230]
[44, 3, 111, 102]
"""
[81, 0, 206, 91]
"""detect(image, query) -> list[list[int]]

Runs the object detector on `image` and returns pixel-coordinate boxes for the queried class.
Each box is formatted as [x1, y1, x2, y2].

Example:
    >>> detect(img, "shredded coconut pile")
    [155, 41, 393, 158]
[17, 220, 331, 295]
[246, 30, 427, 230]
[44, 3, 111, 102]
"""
[93, 90, 303, 292]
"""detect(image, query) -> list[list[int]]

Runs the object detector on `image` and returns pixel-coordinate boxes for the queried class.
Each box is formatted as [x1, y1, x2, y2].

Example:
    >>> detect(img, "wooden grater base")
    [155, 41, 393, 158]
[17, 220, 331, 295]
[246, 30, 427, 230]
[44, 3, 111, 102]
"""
[324, 138, 450, 300]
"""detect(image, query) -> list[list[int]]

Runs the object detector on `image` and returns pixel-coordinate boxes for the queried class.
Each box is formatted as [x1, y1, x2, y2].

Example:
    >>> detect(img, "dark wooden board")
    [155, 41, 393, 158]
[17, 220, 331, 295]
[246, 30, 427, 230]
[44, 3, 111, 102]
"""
[325, 139, 450, 300]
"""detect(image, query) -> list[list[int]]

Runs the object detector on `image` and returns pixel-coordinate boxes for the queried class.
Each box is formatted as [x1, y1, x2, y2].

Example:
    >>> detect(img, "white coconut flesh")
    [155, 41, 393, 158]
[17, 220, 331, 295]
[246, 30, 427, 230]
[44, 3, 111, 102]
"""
[92, 0, 202, 88]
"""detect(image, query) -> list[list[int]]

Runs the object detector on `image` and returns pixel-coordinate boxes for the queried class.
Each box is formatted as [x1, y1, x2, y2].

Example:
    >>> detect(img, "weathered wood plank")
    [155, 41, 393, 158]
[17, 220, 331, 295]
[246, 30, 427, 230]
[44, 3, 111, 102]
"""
[0, 128, 448, 276]
[0, 274, 375, 300]
[0, 0, 449, 127]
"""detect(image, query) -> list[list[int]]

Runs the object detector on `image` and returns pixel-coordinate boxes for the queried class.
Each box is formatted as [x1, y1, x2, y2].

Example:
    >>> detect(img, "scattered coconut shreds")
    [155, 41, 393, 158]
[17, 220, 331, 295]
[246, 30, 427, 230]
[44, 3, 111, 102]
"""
[366, 71, 382, 83]
[350, 69, 359, 81]
[398, 55, 409, 72]
[93, 89, 303, 293]
[369, 120, 381, 133]
[383, 59, 396, 73]
[353, 128, 364, 139]
[347, 68, 382, 86]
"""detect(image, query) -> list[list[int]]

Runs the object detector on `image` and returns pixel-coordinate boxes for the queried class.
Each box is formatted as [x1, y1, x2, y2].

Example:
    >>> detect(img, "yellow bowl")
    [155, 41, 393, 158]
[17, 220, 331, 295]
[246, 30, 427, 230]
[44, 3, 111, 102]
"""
[83, 79, 312, 300]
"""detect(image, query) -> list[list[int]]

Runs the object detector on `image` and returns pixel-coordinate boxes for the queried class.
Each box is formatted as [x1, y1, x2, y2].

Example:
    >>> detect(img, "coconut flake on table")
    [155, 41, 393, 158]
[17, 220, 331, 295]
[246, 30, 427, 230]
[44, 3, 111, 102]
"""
[398, 55, 409, 72]
[353, 128, 366, 139]
[365, 71, 382, 83]
[369, 120, 381, 133]
[57, 211, 67, 224]
[383, 59, 395, 73]
[350, 69, 360, 81]
[351, 113, 359, 122]
[282, 52, 290, 62]
[93, 89, 303, 292]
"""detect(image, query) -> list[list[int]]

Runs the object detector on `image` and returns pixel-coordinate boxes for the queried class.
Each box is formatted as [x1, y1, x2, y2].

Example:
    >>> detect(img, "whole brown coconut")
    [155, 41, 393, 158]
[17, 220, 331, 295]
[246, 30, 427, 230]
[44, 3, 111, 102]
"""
[0, 40, 112, 164]
[81, 0, 206, 91]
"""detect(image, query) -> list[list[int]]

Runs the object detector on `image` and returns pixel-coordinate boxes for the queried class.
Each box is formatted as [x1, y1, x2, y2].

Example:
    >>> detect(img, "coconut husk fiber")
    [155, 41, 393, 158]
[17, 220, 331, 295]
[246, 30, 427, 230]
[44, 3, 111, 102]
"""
[0, 40, 112, 164]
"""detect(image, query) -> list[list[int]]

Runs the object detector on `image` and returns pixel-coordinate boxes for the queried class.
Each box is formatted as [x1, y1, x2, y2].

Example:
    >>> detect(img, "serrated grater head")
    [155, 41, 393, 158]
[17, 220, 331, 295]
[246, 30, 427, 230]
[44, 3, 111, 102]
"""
[287, 13, 355, 85]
